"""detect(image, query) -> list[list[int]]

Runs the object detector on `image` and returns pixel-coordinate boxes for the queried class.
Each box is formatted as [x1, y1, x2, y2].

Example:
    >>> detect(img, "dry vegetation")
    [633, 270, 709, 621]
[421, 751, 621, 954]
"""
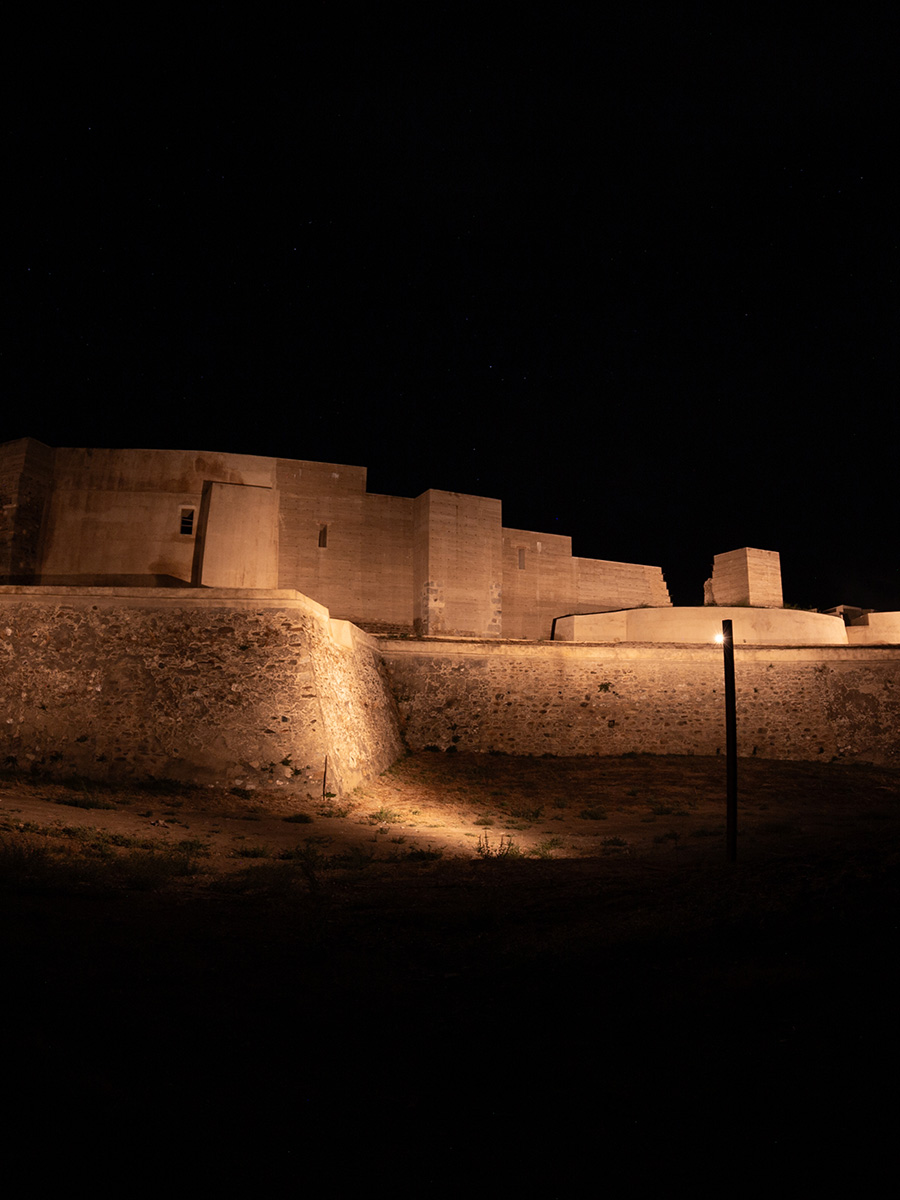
[3, 752, 898, 891]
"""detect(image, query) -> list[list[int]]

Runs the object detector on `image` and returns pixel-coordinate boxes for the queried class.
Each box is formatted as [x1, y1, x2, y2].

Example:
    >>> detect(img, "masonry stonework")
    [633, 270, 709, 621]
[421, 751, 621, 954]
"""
[381, 640, 900, 765]
[3, 439, 898, 792]
[0, 589, 402, 795]
[1, 588, 898, 791]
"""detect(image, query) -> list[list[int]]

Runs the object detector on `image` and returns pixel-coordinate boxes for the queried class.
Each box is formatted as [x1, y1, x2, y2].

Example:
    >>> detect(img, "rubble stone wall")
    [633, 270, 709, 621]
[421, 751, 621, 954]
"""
[3, 590, 898, 800]
[0, 588, 402, 795]
[381, 639, 900, 765]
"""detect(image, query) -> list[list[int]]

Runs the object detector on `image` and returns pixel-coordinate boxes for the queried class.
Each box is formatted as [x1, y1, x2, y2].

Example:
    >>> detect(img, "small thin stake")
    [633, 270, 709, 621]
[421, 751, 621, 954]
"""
[722, 619, 738, 862]
[322, 756, 328, 800]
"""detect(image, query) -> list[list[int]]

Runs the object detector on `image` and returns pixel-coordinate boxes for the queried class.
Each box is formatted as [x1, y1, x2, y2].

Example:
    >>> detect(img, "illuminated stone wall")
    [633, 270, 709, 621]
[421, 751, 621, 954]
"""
[499, 532, 670, 640]
[704, 547, 783, 608]
[0, 588, 402, 795]
[555, 607, 849, 644]
[275, 457, 416, 633]
[34, 446, 274, 586]
[414, 490, 503, 637]
[0, 439, 672, 639]
[382, 639, 900, 765]
[846, 612, 900, 645]
[196, 481, 279, 588]
[2, 588, 898, 795]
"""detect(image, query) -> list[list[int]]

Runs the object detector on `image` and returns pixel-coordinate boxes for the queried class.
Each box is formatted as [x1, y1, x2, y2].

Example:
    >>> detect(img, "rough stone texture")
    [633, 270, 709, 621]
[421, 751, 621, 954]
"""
[2, 585, 899, 796]
[382, 639, 900, 765]
[0, 588, 402, 795]
[704, 547, 783, 608]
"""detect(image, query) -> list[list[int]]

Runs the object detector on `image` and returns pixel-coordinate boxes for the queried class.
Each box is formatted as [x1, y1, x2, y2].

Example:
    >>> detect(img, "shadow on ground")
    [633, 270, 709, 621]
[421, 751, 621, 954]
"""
[2, 754, 897, 1188]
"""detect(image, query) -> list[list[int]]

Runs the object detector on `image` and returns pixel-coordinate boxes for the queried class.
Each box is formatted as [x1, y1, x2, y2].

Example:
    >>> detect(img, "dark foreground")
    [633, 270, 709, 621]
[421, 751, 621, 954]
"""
[2, 754, 898, 1190]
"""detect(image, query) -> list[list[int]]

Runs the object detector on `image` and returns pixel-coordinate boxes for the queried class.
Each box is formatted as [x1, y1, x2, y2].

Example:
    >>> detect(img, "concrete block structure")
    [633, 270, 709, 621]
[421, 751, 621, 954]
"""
[553, 606, 850, 645]
[0, 438, 671, 640]
[704, 547, 783, 608]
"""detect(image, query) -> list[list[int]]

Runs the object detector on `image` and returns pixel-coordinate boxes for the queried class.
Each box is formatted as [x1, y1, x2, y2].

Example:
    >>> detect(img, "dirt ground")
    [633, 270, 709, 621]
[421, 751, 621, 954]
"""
[2, 753, 898, 1189]
[4, 751, 898, 879]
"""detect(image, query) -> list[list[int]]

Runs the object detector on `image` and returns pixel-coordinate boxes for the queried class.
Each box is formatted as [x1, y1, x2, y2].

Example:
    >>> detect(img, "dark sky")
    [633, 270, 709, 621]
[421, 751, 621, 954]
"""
[5, 8, 898, 609]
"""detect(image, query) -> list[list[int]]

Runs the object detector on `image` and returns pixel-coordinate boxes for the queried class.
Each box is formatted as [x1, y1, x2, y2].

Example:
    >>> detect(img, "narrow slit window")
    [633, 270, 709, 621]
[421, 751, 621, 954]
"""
[518, 548, 526, 570]
[180, 507, 195, 536]
[318, 524, 328, 548]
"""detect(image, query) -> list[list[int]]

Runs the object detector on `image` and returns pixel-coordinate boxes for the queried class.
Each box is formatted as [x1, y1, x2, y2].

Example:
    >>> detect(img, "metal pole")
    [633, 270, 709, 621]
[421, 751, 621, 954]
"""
[722, 619, 737, 862]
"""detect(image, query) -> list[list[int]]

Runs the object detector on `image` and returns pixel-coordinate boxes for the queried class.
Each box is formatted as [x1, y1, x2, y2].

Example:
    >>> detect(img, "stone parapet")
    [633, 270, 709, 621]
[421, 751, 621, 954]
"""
[554, 606, 847, 645]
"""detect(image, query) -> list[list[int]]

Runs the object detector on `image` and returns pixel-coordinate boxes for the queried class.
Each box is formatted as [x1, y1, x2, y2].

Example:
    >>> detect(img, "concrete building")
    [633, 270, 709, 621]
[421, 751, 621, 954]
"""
[0, 438, 671, 640]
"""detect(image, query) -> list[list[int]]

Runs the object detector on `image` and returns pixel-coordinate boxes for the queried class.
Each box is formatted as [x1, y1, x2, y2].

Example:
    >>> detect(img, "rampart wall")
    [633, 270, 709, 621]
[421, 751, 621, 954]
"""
[554, 607, 851, 645]
[0, 588, 402, 795]
[3, 588, 898, 794]
[381, 639, 900, 765]
[1, 439, 672, 639]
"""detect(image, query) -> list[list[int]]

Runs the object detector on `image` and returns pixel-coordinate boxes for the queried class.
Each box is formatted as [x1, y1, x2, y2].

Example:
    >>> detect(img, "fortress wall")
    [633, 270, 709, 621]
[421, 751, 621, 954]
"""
[195, 482, 279, 588]
[847, 612, 900, 645]
[37, 447, 278, 585]
[414, 491, 503, 636]
[2, 440, 680, 640]
[574, 557, 672, 610]
[2, 582, 898, 802]
[275, 460, 414, 631]
[39, 483, 198, 582]
[49, 446, 277, 492]
[277, 479, 368, 612]
[501, 529, 577, 640]
[500, 535, 673, 641]
[0, 587, 402, 795]
[347, 493, 415, 629]
[382, 639, 900, 765]
[272, 456, 368, 498]
[0, 438, 55, 579]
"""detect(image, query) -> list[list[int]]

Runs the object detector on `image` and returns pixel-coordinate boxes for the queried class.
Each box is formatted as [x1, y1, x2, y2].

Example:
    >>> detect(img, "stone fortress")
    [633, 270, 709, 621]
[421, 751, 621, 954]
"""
[0, 438, 671, 640]
[2, 438, 899, 793]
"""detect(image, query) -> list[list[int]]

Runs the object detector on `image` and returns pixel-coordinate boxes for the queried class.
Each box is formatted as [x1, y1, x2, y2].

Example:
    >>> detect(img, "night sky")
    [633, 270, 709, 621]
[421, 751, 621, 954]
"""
[5, 9, 898, 609]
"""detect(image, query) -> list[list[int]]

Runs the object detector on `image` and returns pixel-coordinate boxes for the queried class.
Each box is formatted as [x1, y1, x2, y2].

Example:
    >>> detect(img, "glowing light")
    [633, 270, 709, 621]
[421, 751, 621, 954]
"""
[714, 633, 725, 643]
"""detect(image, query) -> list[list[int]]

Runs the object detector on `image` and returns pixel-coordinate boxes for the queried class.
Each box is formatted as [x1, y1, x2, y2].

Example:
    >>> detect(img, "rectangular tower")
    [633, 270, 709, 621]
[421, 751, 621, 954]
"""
[704, 547, 783, 607]
[413, 490, 503, 637]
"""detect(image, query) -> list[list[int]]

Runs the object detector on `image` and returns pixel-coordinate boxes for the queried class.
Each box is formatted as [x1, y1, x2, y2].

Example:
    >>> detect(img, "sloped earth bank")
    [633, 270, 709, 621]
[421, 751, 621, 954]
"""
[2, 753, 898, 1190]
